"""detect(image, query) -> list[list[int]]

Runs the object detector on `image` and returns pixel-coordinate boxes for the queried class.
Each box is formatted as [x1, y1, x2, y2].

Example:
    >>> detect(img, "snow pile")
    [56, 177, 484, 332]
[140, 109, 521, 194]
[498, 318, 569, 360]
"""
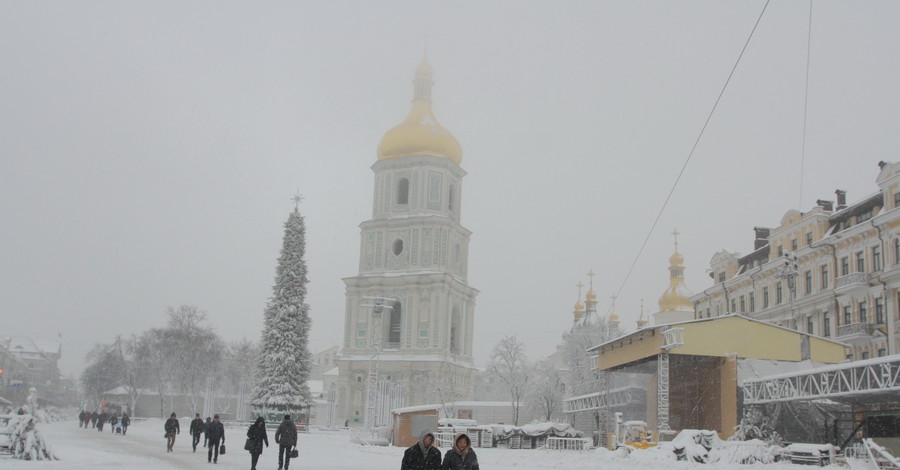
[5, 413, 58, 461]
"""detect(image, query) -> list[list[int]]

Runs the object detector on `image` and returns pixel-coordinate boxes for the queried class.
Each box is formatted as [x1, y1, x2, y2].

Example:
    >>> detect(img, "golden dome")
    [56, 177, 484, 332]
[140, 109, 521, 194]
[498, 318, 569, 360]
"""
[585, 289, 597, 302]
[669, 252, 684, 266]
[658, 287, 694, 312]
[377, 57, 462, 165]
[609, 312, 620, 321]
[574, 300, 585, 312]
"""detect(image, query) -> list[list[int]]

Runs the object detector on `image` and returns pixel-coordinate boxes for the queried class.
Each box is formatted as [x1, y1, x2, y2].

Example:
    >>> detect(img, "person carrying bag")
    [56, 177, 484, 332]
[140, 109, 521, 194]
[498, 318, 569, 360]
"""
[246, 416, 269, 470]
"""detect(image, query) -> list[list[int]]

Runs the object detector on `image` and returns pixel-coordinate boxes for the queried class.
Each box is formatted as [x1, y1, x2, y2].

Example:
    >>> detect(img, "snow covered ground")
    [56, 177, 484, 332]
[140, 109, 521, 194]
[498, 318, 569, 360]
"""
[2, 419, 844, 470]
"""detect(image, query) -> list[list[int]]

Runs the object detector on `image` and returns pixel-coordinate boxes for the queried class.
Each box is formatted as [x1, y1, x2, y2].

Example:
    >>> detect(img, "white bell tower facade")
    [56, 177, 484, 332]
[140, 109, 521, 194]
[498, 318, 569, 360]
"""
[334, 57, 478, 425]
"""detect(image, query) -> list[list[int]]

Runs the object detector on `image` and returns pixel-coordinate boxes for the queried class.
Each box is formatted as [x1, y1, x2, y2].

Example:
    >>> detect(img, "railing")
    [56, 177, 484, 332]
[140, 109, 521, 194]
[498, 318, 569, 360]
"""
[837, 322, 875, 339]
[835, 272, 871, 290]
[661, 328, 684, 350]
[382, 342, 400, 351]
[545, 437, 592, 451]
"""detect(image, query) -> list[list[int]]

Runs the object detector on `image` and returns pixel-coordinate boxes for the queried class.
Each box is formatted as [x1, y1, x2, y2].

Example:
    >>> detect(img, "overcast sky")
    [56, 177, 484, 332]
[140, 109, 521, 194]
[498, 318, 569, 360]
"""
[2, 1, 897, 377]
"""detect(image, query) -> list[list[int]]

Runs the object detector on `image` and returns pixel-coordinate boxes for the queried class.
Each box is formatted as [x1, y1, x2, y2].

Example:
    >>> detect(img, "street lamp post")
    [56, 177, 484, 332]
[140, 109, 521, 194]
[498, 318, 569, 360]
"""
[775, 253, 799, 329]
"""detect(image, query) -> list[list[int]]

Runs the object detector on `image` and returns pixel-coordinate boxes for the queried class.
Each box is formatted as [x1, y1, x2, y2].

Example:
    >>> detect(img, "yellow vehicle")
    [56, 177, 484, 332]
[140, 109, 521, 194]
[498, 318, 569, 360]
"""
[614, 413, 656, 450]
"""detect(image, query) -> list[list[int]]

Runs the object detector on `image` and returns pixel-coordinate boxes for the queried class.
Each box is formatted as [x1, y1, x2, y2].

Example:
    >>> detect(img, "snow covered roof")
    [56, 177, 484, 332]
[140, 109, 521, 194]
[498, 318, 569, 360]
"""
[588, 314, 847, 353]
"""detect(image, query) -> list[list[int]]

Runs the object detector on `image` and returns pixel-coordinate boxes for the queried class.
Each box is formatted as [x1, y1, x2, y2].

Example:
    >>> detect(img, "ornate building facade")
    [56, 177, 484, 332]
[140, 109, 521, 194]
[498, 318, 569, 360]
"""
[691, 161, 900, 360]
[334, 58, 479, 426]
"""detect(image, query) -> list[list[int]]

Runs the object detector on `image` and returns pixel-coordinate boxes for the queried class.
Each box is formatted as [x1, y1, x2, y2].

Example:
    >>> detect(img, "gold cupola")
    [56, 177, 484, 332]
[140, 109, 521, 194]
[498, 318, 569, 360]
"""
[573, 282, 585, 323]
[377, 55, 463, 165]
[658, 230, 694, 312]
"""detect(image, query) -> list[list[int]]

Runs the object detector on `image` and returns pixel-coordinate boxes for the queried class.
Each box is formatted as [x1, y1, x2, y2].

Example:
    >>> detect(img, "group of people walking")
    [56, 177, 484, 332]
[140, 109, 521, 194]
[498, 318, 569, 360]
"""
[245, 414, 298, 470]
[402, 430, 480, 470]
[165, 412, 225, 462]
[162, 412, 298, 469]
[78, 409, 130, 435]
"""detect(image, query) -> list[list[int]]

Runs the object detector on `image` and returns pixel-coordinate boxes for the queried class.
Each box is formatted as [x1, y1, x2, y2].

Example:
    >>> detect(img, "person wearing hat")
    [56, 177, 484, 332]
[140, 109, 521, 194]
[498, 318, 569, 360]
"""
[274, 414, 298, 470]
[164, 413, 180, 452]
[206, 414, 226, 463]
[401, 428, 441, 470]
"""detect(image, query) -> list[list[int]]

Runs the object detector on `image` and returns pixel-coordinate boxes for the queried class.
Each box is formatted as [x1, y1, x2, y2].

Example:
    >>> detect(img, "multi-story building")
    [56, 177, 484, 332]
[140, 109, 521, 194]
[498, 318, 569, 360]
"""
[334, 57, 479, 427]
[692, 161, 900, 360]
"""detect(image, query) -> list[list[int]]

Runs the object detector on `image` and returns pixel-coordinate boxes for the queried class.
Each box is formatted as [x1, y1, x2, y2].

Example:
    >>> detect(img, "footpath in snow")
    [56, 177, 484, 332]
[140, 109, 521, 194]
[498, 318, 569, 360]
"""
[3, 419, 841, 470]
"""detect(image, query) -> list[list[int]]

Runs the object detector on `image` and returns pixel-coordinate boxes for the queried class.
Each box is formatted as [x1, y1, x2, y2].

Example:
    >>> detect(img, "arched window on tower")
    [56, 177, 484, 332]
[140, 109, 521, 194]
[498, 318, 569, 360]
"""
[397, 178, 409, 205]
[450, 306, 462, 354]
[387, 302, 402, 348]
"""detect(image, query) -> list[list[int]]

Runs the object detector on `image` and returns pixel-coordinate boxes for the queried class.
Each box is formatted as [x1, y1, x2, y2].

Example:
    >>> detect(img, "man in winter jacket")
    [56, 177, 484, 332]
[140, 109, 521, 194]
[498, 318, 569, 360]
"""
[274, 414, 298, 470]
[401, 429, 442, 470]
[190, 413, 205, 452]
[206, 414, 225, 463]
[164, 412, 180, 452]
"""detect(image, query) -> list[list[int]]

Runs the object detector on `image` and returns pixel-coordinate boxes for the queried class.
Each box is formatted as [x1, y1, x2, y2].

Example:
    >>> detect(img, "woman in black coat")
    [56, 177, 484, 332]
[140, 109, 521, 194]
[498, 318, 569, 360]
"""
[246, 417, 269, 470]
[441, 433, 479, 470]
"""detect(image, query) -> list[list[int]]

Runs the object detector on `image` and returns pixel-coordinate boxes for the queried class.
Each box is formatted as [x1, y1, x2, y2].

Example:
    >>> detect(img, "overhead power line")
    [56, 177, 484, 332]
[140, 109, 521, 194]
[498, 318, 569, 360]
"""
[611, 0, 772, 306]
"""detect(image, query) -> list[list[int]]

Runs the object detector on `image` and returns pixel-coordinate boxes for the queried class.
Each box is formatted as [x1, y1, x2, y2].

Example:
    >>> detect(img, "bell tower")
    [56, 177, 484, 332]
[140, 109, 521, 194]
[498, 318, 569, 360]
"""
[334, 56, 479, 425]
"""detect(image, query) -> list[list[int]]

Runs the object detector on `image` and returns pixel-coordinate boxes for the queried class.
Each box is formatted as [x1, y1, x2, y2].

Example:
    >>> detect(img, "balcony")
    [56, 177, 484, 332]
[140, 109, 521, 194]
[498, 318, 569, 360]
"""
[836, 322, 875, 345]
[835, 273, 872, 295]
[382, 342, 401, 351]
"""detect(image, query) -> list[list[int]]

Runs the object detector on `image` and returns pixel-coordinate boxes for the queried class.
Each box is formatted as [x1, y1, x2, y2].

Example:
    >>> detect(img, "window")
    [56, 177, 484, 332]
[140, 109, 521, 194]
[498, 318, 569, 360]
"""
[778, 245, 784, 256]
[821, 265, 829, 289]
[731, 299, 736, 313]
[763, 287, 770, 308]
[876, 297, 885, 324]
[706, 308, 711, 318]
[739, 296, 745, 312]
[718, 271, 726, 283]
[749, 293, 755, 312]
[861, 351, 870, 360]
[858, 210, 872, 223]
[873, 245, 883, 271]
[841, 257, 849, 276]
[396, 178, 409, 204]
[895, 192, 900, 208]
[895, 238, 900, 265]
[878, 348, 887, 357]
[392, 239, 404, 255]
[843, 305, 851, 325]
[856, 251, 865, 272]
[859, 301, 868, 323]
[776, 282, 783, 304]
[448, 184, 454, 211]
[805, 270, 813, 295]
[807, 316, 814, 334]
[791, 239, 798, 251]
[388, 302, 402, 344]
[806, 232, 813, 246]
[823, 314, 831, 337]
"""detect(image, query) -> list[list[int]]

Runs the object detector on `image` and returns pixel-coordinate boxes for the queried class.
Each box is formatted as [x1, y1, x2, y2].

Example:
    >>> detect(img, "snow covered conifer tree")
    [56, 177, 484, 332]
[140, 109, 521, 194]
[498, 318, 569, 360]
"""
[250, 200, 312, 415]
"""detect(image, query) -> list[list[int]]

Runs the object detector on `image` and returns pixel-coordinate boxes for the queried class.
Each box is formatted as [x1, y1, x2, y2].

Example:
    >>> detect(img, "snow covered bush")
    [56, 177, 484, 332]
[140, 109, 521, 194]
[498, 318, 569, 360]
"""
[6, 413, 58, 461]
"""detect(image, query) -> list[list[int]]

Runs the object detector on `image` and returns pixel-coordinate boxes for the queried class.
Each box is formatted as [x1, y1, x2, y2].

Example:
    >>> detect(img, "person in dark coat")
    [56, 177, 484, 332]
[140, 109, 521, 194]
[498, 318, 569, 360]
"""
[246, 416, 269, 470]
[78, 410, 85, 428]
[401, 428, 442, 470]
[164, 412, 180, 452]
[121, 413, 130, 435]
[108, 413, 118, 432]
[274, 414, 298, 470]
[190, 413, 205, 452]
[90, 410, 98, 428]
[206, 414, 226, 463]
[204, 417, 212, 447]
[441, 433, 479, 470]
[97, 411, 107, 432]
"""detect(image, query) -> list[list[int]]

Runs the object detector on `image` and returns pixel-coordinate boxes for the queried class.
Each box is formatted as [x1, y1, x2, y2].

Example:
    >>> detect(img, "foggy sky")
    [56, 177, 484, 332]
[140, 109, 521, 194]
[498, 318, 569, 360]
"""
[1, 1, 897, 377]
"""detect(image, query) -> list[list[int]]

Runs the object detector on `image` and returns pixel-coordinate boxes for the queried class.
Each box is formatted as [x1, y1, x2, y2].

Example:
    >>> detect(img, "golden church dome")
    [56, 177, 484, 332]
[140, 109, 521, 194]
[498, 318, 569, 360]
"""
[377, 56, 462, 165]
[658, 287, 694, 312]
[574, 300, 585, 312]
[669, 252, 684, 266]
[585, 289, 597, 302]
[609, 311, 620, 321]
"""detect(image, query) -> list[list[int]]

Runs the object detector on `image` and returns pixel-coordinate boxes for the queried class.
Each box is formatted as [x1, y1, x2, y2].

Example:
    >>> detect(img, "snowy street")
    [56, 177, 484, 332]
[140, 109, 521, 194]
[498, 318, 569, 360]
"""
[3, 419, 830, 470]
